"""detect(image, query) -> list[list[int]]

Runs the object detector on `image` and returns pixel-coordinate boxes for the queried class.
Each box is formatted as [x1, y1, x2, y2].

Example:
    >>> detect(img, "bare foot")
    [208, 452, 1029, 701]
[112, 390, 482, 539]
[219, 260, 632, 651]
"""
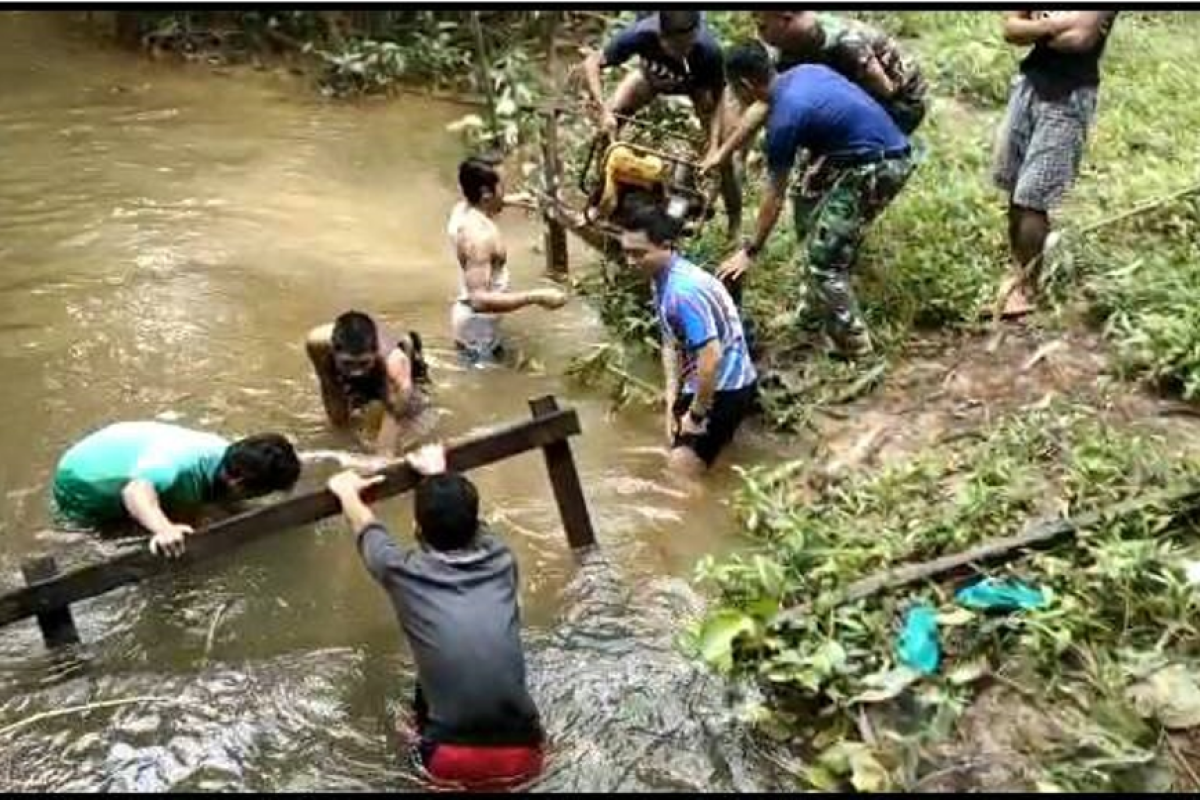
[992, 274, 1035, 321]
[1000, 286, 1035, 319]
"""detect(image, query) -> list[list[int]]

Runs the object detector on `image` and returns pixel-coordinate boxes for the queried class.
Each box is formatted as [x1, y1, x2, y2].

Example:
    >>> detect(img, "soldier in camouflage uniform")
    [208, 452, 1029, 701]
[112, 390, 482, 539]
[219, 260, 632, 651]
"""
[703, 12, 926, 238]
[717, 42, 914, 358]
[757, 11, 927, 135]
[754, 11, 927, 241]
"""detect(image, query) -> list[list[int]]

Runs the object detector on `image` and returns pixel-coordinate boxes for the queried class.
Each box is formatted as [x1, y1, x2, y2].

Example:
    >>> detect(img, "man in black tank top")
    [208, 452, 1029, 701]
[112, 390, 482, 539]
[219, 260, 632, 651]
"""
[305, 311, 431, 456]
[992, 11, 1118, 319]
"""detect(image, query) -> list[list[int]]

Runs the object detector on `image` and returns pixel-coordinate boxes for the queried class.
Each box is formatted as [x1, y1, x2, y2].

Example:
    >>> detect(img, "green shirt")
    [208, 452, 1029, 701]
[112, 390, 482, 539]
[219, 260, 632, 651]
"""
[53, 422, 229, 522]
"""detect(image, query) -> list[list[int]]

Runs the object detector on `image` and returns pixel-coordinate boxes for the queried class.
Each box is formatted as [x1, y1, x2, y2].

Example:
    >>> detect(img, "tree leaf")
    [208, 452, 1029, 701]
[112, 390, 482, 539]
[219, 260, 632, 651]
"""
[947, 659, 989, 686]
[851, 666, 921, 704]
[696, 610, 757, 672]
[803, 765, 841, 791]
[446, 114, 485, 133]
[849, 748, 890, 793]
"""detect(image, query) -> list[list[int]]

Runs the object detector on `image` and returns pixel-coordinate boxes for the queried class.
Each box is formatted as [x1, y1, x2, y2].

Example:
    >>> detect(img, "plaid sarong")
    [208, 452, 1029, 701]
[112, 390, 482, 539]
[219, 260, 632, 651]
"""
[993, 74, 1098, 212]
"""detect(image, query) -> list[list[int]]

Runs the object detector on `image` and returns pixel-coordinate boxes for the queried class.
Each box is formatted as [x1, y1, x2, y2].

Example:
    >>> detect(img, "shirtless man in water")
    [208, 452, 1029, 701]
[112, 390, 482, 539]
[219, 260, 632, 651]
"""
[305, 311, 431, 457]
[447, 155, 568, 364]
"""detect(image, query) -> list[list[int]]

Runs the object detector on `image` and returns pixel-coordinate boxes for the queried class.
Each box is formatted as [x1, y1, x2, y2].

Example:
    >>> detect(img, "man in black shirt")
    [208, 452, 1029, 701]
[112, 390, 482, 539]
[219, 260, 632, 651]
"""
[581, 10, 743, 237]
[992, 11, 1118, 318]
[327, 444, 544, 789]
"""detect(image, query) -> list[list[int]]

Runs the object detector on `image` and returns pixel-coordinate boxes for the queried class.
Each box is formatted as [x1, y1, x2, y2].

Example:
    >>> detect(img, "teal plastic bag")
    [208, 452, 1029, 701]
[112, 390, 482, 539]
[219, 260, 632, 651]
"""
[956, 578, 1047, 612]
[896, 604, 940, 675]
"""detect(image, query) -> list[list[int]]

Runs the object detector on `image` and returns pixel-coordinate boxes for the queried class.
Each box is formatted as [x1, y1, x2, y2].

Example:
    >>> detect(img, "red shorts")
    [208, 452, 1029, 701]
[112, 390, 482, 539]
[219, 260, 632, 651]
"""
[421, 741, 544, 791]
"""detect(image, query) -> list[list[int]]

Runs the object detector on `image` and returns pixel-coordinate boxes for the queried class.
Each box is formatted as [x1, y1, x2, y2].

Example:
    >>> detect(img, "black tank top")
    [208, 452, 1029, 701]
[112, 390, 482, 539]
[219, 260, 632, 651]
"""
[1020, 12, 1118, 100]
[339, 332, 430, 413]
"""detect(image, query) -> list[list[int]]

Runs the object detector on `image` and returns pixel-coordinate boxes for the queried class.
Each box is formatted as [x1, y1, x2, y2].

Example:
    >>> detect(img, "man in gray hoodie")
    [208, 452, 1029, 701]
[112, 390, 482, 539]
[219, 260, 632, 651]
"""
[327, 444, 544, 789]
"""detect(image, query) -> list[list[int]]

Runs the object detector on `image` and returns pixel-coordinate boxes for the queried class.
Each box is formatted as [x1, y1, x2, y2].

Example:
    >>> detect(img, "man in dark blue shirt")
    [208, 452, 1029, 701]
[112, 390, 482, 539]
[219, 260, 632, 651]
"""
[717, 42, 915, 359]
[581, 11, 743, 237]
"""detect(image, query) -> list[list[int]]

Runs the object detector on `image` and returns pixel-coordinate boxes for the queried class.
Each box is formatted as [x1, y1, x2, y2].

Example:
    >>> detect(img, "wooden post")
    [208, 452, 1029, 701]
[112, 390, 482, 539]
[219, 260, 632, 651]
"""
[540, 10, 570, 276]
[529, 396, 597, 550]
[21, 557, 79, 649]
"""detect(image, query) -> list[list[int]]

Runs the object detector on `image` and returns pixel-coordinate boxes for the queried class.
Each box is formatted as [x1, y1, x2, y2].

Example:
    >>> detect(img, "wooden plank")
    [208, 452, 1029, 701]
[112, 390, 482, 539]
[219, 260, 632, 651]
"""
[776, 487, 1200, 624]
[529, 396, 597, 551]
[20, 557, 79, 648]
[0, 406, 583, 629]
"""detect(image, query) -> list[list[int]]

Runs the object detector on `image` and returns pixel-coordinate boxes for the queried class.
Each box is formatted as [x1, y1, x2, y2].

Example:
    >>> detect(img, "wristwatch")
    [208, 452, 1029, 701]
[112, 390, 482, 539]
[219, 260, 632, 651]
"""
[742, 238, 762, 259]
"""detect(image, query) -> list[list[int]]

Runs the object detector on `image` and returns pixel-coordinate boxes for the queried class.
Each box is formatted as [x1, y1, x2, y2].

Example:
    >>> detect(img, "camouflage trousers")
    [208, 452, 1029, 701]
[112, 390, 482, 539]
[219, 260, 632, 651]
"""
[791, 153, 915, 350]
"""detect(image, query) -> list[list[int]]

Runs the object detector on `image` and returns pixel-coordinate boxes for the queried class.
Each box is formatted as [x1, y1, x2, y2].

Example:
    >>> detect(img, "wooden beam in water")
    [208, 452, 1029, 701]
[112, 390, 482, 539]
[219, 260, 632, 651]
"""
[20, 557, 79, 648]
[530, 396, 597, 551]
[0, 405, 584, 632]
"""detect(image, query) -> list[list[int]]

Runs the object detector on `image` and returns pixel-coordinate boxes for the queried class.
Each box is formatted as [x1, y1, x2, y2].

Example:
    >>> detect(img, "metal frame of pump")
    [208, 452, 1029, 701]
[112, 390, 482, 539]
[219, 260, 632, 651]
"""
[576, 131, 715, 238]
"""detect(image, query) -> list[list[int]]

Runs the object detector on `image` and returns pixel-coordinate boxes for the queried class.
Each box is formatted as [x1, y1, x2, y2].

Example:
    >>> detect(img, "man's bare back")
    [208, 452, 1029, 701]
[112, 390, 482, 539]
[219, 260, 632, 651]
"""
[449, 157, 568, 363]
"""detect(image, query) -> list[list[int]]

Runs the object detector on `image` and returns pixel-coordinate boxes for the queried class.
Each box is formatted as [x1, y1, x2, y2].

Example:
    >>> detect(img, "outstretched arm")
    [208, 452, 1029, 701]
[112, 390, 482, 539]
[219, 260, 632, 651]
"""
[305, 328, 352, 427]
[327, 471, 381, 534]
[717, 168, 787, 283]
[704, 100, 768, 170]
[458, 231, 566, 314]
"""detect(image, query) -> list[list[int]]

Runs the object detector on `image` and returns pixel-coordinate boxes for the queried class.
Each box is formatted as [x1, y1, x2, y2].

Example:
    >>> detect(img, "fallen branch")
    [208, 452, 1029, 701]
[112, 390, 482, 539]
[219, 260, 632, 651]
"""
[0, 696, 183, 739]
[203, 600, 231, 663]
[776, 486, 1200, 624]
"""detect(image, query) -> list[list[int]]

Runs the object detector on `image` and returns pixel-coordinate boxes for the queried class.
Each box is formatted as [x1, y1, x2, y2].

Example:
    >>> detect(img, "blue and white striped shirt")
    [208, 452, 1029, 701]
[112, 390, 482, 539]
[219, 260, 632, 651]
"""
[653, 254, 757, 395]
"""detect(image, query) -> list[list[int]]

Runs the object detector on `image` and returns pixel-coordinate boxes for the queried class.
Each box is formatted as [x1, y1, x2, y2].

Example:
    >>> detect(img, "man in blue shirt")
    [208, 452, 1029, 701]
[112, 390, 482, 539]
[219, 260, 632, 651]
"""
[620, 206, 757, 477]
[582, 11, 743, 237]
[717, 42, 915, 359]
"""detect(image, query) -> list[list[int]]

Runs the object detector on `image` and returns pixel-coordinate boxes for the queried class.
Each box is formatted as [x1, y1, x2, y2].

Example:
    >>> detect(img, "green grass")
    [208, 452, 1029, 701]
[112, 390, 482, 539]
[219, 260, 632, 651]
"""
[690, 401, 1200, 790]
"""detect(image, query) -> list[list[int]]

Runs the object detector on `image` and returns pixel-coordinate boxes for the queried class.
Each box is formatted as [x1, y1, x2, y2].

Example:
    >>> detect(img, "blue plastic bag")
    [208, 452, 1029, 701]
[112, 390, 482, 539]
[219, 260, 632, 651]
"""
[896, 604, 940, 675]
[956, 578, 1047, 612]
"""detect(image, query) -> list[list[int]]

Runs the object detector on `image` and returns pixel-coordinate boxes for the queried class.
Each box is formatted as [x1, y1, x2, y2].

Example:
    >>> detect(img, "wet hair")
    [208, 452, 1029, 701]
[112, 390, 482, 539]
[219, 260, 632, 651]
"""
[658, 10, 701, 36]
[220, 434, 301, 495]
[622, 205, 682, 247]
[726, 40, 775, 85]
[415, 472, 479, 551]
[331, 311, 378, 356]
[458, 156, 501, 205]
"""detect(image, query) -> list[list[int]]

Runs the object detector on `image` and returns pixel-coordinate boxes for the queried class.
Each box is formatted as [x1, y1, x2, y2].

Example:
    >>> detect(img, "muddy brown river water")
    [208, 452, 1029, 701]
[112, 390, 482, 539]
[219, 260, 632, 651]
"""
[0, 12, 794, 791]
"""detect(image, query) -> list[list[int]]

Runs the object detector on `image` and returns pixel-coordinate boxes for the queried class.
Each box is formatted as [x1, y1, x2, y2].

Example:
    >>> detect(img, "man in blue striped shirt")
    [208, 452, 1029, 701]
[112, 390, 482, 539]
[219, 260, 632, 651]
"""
[620, 206, 758, 477]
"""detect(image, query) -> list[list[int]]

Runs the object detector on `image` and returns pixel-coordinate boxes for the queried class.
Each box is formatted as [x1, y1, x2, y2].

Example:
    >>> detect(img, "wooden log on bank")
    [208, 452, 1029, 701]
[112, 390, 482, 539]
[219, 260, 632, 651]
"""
[0, 401, 589, 636]
[776, 486, 1200, 624]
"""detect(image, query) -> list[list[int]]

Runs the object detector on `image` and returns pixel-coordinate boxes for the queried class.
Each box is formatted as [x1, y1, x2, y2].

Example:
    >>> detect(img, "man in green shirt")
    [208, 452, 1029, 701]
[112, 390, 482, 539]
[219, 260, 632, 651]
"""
[52, 421, 302, 557]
